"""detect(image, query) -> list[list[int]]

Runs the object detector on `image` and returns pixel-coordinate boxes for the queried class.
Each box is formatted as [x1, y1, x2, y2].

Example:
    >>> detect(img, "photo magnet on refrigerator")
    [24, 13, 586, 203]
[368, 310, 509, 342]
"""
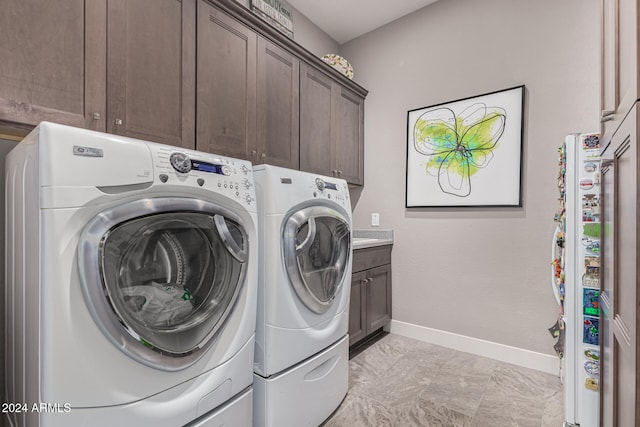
[583, 317, 599, 346]
[585, 378, 599, 391]
[579, 178, 594, 190]
[583, 222, 600, 238]
[582, 273, 599, 288]
[583, 288, 600, 317]
[584, 360, 599, 376]
[584, 257, 600, 276]
[584, 162, 598, 173]
[581, 134, 600, 149]
[584, 349, 599, 361]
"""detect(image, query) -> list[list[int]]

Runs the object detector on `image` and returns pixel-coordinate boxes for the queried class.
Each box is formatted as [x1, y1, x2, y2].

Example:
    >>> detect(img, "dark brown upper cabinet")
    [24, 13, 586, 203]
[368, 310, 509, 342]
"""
[0, 0, 105, 131]
[300, 64, 365, 186]
[300, 65, 334, 177]
[197, 1, 300, 169]
[197, 0, 257, 160]
[198, 0, 366, 183]
[107, 0, 196, 149]
[256, 37, 300, 169]
[0, 0, 367, 185]
[600, 0, 640, 147]
[334, 85, 365, 185]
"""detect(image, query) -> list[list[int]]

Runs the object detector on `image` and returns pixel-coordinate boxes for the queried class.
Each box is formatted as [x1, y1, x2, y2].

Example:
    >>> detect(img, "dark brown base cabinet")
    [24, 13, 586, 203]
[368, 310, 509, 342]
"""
[349, 245, 392, 347]
[0, 0, 367, 185]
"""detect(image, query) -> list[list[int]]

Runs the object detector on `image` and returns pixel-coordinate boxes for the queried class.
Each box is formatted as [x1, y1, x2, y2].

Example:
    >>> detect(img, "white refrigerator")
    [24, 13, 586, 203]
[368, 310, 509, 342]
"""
[552, 133, 600, 427]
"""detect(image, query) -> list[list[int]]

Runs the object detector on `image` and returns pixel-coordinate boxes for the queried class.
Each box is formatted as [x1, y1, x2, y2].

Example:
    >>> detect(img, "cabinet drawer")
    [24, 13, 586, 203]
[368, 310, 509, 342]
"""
[352, 245, 391, 273]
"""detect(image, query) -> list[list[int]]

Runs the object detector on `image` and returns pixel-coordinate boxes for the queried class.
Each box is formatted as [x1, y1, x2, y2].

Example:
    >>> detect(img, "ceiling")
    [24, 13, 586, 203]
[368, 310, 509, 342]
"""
[285, 0, 440, 44]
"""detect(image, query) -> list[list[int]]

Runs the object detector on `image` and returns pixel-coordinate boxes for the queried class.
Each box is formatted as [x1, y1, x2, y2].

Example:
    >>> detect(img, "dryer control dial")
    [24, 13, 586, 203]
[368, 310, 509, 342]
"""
[170, 152, 192, 173]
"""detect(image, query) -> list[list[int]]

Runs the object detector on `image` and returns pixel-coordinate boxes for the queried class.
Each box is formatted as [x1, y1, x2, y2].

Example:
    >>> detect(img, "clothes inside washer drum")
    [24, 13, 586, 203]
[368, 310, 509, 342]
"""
[121, 231, 196, 327]
[122, 281, 194, 327]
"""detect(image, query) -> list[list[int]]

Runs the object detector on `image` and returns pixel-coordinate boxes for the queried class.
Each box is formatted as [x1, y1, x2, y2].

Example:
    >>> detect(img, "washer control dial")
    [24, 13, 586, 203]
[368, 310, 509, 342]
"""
[315, 178, 325, 191]
[221, 165, 232, 176]
[170, 152, 192, 173]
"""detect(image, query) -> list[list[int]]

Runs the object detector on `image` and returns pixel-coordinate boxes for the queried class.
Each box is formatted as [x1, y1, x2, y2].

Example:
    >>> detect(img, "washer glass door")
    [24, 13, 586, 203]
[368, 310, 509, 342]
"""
[283, 206, 351, 314]
[79, 198, 249, 370]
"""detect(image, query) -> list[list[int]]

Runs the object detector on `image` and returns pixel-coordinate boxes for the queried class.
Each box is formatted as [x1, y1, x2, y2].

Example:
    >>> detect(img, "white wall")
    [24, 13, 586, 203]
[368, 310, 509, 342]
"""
[342, 0, 599, 355]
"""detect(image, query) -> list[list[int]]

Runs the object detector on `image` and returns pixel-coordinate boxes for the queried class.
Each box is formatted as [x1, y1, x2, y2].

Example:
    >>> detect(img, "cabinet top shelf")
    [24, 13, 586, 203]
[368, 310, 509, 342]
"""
[209, 0, 369, 99]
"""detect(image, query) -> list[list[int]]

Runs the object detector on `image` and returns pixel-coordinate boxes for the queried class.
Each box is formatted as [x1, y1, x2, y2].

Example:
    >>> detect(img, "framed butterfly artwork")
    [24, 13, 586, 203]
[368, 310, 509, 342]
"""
[406, 85, 525, 207]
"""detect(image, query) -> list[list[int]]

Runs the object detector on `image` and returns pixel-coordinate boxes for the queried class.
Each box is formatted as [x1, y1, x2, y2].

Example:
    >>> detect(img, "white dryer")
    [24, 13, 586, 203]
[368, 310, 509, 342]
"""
[5, 123, 258, 427]
[252, 165, 352, 427]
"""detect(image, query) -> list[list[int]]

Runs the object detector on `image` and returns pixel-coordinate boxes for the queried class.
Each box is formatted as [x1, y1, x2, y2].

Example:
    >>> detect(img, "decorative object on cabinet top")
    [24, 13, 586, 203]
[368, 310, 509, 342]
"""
[322, 54, 354, 80]
[352, 229, 394, 249]
[250, 0, 293, 38]
[210, 0, 367, 98]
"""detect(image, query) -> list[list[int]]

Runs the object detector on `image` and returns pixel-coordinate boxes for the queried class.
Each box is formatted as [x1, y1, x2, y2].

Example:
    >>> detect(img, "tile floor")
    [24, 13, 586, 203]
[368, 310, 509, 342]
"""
[323, 333, 564, 427]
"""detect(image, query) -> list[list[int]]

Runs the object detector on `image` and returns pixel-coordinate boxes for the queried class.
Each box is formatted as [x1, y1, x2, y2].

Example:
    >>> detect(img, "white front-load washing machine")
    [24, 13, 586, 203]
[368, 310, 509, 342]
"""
[5, 122, 258, 427]
[252, 165, 352, 427]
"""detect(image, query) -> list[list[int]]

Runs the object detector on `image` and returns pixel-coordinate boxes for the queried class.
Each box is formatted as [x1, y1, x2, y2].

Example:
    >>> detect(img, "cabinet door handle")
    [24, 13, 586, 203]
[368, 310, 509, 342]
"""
[251, 150, 257, 157]
[338, 170, 343, 176]
[115, 118, 123, 126]
[362, 278, 371, 284]
[261, 153, 266, 158]
[600, 110, 615, 123]
[332, 170, 338, 176]
[92, 112, 101, 120]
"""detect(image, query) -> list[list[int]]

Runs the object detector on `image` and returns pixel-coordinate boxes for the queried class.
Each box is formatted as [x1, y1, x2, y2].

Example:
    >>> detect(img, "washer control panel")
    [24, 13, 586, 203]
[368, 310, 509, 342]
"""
[152, 147, 256, 209]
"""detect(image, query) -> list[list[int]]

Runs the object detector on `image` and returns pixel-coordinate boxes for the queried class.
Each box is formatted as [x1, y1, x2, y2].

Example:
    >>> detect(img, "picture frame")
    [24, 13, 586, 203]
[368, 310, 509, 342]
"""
[406, 85, 525, 208]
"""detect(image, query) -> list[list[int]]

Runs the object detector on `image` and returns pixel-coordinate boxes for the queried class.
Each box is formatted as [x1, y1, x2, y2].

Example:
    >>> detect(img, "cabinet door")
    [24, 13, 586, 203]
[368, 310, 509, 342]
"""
[349, 271, 367, 346]
[600, 0, 619, 141]
[106, 0, 195, 148]
[600, 0, 639, 145]
[366, 264, 392, 333]
[334, 86, 364, 185]
[300, 64, 334, 177]
[197, 0, 256, 160]
[0, 0, 105, 130]
[599, 105, 638, 426]
[599, 155, 615, 427]
[256, 37, 299, 168]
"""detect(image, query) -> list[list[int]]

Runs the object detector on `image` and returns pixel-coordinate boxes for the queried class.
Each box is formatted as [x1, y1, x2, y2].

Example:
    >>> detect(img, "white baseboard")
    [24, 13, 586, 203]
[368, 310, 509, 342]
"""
[387, 320, 560, 375]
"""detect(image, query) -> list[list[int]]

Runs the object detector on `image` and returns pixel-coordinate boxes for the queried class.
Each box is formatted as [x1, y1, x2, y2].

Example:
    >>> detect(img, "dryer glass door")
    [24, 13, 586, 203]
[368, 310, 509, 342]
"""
[79, 198, 249, 370]
[283, 206, 351, 314]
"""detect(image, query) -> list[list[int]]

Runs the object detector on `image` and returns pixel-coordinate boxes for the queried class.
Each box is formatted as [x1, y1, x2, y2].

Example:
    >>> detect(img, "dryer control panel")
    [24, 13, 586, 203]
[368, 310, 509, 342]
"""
[150, 146, 256, 209]
[309, 176, 350, 210]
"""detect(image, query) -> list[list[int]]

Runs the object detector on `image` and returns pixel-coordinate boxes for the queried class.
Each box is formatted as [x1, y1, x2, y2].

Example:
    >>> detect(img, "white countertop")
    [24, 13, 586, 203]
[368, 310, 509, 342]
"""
[352, 229, 394, 249]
